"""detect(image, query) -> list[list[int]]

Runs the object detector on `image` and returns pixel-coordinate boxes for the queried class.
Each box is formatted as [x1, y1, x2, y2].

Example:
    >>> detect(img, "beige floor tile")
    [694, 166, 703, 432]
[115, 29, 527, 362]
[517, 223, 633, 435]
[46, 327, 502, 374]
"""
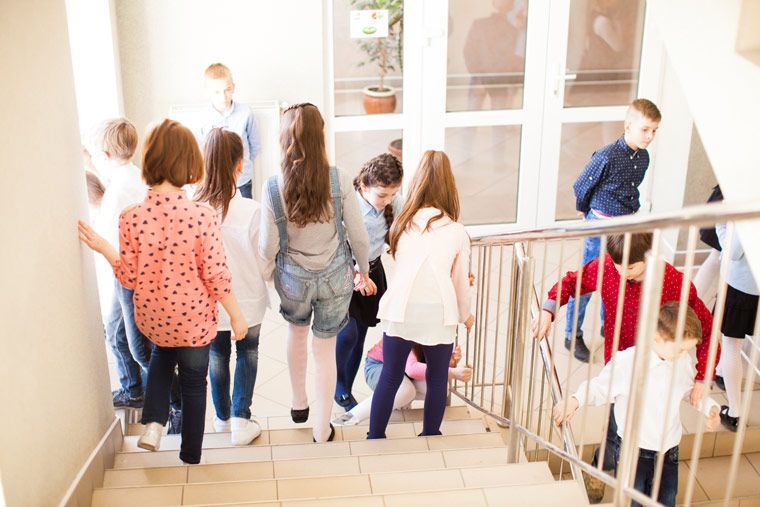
[677, 461, 709, 503]
[281, 497, 383, 507]
[201, 445, 273, 464]
[370, 468, 463, 494]
[383, 488, 488, 507]
[271, 441, 351, 460]
[340, 421, 415, 440]
[186, 461, 273, 483]
[268, 427, 317, 445]
[103, 466, 187, 487]
[483, 481, 588, 506]
[412, 418, 487, 436]
[274, 456, 360, 478]
[182, 479, 278, 504]
[349, 436, 429, 455]
[739, 498, 760, 507]
[680, 432, 717, 459]
[91, 485, 183, 507]
[114, 451, 187, 469]
[403, 405, 471, 422]
[442, 447, 510, 467]
[277, 474, 372, 499]
[746, 452, 760, 474]
[714, 428, 760, 456]
[425, 432, 505, 450]
[460, 463, 553, 488]
[359, 450, 445, 473]
[692, 455, 760, 499]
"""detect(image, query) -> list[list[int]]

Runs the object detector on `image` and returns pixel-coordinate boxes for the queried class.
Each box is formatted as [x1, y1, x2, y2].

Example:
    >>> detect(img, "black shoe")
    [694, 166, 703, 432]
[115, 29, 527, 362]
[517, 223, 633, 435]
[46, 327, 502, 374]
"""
[167, 408, 182, 435]
[719, 405, 738, 432]
[334, 393, 358, 411]
[714, 375, 726, 391]
[314, 423, 335, 443]
[112, 389, 144, 409]
[565, 335, 591, 363]
[291, 407, 309, 423]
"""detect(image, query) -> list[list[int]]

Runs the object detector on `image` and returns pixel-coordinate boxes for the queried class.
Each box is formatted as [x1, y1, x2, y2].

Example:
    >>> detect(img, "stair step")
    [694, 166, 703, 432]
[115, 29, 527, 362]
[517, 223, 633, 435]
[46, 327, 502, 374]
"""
[120, 418, 489, 452]
[105, 446, 514, 488]
[123, 405, 475, 436]
[93, 463, 558, 506]
[114, 432, 507, 469]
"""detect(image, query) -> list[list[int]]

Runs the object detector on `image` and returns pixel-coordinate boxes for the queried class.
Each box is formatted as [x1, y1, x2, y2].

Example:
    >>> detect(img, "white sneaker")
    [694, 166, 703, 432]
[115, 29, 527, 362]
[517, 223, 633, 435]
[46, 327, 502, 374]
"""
[331, 412, 359, 426]
[230, 417, 262, 446]
[137, 422, 163, 452]
[213, 416, 231, 433]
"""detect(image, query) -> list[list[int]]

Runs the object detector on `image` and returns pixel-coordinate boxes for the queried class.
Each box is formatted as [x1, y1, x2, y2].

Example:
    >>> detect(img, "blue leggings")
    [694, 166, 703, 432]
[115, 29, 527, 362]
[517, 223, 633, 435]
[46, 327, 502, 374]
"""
[368, 334, 453, 438]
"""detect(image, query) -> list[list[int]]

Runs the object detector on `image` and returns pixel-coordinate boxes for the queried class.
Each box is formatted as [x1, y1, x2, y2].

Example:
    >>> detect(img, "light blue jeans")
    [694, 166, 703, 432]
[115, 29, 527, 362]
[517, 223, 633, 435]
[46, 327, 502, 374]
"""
[565, 211, 604, 338]
[210, 325, 260, 420]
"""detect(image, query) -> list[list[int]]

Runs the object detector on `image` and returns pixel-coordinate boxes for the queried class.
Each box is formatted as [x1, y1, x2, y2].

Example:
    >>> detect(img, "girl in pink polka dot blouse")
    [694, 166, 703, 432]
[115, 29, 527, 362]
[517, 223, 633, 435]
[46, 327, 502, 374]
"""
[79, 119, 248, 465]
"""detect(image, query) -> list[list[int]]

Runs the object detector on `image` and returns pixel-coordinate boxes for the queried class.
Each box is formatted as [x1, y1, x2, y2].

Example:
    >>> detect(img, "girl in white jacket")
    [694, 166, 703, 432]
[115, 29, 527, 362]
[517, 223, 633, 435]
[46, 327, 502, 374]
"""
[368, 150, 474, 438]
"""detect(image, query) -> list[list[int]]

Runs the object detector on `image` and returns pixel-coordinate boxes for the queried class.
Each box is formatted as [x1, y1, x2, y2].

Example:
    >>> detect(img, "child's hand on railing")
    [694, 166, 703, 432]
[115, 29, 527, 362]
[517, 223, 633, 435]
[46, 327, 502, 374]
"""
[468, 272, 476, 286]
[704, 406, 720, 432]
[689, 382, 705, 407]
[552, 397, 580, 427]
[450, 345, 462, 367]
[464, 314, 475, 332]
[449, 365, 473, 382]
[531, 310, 553, 340]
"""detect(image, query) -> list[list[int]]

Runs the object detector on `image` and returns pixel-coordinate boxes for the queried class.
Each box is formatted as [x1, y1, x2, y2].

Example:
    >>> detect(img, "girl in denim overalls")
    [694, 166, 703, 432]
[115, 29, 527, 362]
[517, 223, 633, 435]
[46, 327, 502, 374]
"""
[259, 103, 372, 442]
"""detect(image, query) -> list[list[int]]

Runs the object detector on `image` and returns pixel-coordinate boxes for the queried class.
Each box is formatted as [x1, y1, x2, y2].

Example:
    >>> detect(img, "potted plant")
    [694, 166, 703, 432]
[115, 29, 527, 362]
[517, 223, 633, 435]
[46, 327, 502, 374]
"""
[351, 0, 403, 114]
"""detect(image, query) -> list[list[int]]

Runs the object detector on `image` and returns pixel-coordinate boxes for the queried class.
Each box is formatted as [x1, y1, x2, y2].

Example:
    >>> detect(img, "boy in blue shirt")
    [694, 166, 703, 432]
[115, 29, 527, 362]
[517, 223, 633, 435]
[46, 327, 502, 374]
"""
[567, 98, 661, 363]
[199, 63, 261, 198]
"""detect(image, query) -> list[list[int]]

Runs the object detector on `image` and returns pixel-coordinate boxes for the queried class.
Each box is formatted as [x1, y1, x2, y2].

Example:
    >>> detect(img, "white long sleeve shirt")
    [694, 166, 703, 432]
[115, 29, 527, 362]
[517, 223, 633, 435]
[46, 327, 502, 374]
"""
[216, 194, 270, 330]
[572, 347, 720, 452]
[377, 208, 471, 345]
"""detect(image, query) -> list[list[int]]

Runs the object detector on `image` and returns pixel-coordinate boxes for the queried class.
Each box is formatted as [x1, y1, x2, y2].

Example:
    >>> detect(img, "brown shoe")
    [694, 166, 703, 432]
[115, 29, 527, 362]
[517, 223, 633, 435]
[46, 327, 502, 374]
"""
[583, 471, 606, 504]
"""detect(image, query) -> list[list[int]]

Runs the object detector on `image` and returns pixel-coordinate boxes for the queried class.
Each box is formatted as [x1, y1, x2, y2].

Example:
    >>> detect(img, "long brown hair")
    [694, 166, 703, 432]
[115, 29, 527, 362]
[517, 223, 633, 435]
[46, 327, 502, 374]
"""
[353, 153, 403, 243]
[195, 128, 243, 220]
[280, 103, 332, 227]
[388, 150, 460, 257]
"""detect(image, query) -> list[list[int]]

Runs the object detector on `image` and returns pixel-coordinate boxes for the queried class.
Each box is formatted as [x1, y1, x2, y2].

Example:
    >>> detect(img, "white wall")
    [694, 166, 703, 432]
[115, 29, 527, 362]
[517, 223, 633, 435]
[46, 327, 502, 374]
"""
[0, 1, 114, 505]
[649, 0, 760, 276]
[114, 0, 325, 140]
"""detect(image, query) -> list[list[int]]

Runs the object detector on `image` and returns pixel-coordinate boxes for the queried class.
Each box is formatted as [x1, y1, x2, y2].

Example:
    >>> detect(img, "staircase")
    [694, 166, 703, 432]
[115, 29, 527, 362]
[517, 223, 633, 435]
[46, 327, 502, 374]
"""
[92, 406, 590, 506]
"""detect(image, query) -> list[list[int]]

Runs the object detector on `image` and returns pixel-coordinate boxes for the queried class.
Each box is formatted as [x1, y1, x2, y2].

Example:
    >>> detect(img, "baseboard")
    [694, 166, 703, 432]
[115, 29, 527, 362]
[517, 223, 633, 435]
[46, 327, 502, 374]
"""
[58, 416, 123, 507]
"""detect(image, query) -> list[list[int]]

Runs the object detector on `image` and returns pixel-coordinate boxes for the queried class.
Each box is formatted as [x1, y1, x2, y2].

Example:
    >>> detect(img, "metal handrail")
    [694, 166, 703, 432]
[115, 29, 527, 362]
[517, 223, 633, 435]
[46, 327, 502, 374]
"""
[453, 199, 760, 506]
[471, 200, 760, 244]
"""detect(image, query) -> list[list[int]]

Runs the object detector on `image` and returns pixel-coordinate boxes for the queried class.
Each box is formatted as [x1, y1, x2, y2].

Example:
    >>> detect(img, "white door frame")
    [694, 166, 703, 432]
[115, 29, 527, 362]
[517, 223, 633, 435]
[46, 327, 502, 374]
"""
[324, 0, 661, 236]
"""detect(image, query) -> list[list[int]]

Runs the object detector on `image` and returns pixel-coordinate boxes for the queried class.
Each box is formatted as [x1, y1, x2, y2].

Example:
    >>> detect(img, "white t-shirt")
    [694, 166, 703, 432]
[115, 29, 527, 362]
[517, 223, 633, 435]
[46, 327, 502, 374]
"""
[217, 194, 269, 330]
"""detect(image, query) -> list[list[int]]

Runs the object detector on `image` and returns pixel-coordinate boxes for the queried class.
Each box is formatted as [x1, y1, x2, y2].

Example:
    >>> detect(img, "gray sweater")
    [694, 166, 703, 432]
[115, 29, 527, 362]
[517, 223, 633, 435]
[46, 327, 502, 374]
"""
[259, 169, 370, 275]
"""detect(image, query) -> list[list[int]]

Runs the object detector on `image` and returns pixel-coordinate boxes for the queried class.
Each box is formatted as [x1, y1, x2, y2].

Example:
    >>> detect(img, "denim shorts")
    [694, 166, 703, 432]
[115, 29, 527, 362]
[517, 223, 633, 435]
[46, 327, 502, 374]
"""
[364, 356, 383, 390]
[275, 247, 354, 338]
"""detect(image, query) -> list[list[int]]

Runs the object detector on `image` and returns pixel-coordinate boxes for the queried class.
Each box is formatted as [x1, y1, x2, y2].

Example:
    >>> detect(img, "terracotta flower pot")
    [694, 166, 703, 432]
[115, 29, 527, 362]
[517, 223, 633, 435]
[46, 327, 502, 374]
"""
[362, 86, 397, 114]
[388, 138, 402, 160]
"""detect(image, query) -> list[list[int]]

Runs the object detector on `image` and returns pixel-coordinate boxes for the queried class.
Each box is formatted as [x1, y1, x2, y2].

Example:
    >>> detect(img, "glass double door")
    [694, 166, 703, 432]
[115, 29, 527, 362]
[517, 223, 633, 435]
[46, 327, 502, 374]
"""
[328, 0, 647, 233]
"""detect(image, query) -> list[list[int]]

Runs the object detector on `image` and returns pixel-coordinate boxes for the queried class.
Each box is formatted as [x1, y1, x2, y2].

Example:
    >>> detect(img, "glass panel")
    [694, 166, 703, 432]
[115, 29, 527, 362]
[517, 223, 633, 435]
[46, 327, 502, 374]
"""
[335, 130, 403, 178]
[446, 126, 521, 225]
[333, 0, 404, 117]
[564, 0, 646, 107]
[554, 121, 624, 220]
[446, 0, 528, 112]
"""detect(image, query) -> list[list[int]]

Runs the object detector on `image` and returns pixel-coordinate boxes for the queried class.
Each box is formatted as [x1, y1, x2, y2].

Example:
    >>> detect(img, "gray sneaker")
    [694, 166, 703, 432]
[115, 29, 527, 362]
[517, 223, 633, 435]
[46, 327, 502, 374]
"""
[112, 389, 144, 409]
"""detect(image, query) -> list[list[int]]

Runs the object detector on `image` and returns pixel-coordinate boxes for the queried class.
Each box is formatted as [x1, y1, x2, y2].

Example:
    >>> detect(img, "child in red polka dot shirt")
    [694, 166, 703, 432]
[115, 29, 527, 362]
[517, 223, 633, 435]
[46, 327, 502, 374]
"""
[531, 232, 720, 489]
[79, 119, 248, 465]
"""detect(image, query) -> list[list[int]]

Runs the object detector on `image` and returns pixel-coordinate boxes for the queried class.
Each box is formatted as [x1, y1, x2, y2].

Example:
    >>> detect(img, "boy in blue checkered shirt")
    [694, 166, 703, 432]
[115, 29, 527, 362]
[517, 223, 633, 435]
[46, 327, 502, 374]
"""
[567, 99, 661, 363]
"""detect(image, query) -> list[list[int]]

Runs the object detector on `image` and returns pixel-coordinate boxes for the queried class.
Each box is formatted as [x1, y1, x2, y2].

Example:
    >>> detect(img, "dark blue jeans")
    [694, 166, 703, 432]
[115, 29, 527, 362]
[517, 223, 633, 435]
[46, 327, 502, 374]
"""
[238, 180, 252, 199]
[565, 212, 604, 338]
[593, 405, 620, 471]
[628, 446, 679, 507]
[106, 279, 152, 397]
[210, 325, 260, 420]
[335, 317, 369, 400]
[368, 334, 453, 439]
[141, 344, 210, 464]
